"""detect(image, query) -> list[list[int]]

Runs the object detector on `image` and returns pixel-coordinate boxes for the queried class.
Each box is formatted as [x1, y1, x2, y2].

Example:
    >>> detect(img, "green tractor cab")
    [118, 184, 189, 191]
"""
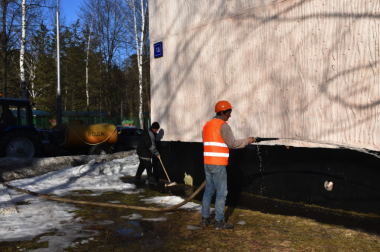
[0, 97, 41, 158]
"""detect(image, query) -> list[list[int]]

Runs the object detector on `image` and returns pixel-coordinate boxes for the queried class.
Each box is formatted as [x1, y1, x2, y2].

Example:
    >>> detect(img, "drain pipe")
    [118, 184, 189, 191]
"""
[0, 181, 206, 212]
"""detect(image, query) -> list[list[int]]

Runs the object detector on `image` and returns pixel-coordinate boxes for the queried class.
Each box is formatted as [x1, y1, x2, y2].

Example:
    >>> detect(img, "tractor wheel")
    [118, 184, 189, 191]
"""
[88, 144, 112, 155]
[0, 131, 40, 158]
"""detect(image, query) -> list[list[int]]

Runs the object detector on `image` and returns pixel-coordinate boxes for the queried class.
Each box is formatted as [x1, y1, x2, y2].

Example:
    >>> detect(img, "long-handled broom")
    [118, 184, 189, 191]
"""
[158, 157, 177, 187]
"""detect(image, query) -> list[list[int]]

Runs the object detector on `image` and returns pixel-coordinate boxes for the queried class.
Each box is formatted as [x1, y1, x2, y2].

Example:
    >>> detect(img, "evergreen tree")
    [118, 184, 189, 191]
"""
[31, 23, 55, 112]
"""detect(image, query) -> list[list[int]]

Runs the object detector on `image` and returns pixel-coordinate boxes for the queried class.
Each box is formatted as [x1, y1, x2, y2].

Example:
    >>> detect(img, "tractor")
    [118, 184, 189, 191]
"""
[0, 95, 118, 158]
[0, 97, 41, 158]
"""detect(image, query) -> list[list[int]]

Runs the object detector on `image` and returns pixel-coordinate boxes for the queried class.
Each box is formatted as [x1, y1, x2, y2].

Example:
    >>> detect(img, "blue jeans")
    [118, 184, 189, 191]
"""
[201, 164, 228, 221]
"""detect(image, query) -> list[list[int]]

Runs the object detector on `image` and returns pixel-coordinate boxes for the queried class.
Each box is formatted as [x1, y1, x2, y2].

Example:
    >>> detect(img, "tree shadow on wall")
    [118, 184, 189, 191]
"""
[152, 0, 380, 148]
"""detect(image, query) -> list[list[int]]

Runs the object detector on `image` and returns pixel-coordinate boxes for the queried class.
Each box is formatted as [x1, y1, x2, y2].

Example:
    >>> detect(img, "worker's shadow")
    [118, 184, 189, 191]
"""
[154, 128, 165, 181]
[224, 145, 257, 221]
[156, 128, 164, 141]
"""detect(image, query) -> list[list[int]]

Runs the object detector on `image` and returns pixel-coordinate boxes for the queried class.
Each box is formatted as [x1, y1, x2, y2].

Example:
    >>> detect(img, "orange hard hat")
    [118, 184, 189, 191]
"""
[215, 100, 233, 113]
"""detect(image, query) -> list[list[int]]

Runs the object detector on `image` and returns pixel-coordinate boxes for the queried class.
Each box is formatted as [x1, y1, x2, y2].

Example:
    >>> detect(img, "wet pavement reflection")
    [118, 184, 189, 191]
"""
[116, 221, 143, 238]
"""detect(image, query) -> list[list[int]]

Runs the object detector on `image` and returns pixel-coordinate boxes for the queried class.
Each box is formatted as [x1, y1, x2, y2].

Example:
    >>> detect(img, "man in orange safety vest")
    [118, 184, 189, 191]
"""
[201, 100, 255, 229]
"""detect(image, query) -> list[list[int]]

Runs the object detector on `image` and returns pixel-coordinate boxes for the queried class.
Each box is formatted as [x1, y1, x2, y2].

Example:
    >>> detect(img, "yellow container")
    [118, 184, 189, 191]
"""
[53, 123, 118, 148]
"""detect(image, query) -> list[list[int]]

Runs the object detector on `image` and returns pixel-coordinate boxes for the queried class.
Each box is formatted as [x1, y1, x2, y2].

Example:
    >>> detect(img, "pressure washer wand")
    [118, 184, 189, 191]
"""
[254, 137, 280, 143]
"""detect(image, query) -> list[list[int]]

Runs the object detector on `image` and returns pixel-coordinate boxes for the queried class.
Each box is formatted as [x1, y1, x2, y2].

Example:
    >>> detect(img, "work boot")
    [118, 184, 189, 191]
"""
[147, 177, 158, 186]
[214, 219, 234, 229]
[201, 217, 214, 226]
[148, 181, 158, 186]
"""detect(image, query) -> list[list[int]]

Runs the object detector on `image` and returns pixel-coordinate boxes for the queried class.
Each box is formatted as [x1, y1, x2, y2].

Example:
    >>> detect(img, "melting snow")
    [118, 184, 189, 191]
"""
[0, 153, 204, 251]
[186, 225, 203, 230]
[237, 221, 247, 225]
[121, 213, 143, 220]
[140, 196, 210, 213]
[0, 154, 140, 249]
[141, 217, 167, 222]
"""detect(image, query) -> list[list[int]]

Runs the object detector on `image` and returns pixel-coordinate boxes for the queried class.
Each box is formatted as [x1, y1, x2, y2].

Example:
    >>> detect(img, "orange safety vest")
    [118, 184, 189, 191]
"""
[203, 118, 229, 165]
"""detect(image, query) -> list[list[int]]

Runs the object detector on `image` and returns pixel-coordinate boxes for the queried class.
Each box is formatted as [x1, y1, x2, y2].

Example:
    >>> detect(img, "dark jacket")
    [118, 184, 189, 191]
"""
[137, 127, 160, 159]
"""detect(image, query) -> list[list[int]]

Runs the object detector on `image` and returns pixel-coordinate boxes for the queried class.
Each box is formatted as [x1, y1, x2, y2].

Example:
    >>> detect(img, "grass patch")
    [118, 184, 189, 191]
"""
[60, 187, 380, 251]
[241, 191, 380, 219]
[4, 183, 380, 251]
[70, 190, 94, 194]
[0, 232, 54, 252]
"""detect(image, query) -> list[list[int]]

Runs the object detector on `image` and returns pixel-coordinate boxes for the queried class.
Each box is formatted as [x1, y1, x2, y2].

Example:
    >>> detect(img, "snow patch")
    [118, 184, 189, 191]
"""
[141, 196, 209, 213]
[141, 217, 167, 222]
[186, 225, 202, 230]
[0, 154, 139, 246]
[121, 213, 143, 220]
[0, 185, 18, 215]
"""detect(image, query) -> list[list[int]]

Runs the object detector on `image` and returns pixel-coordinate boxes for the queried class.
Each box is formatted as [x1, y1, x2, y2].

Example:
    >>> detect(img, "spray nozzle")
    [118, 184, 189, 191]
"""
[254, 137, 280, 143]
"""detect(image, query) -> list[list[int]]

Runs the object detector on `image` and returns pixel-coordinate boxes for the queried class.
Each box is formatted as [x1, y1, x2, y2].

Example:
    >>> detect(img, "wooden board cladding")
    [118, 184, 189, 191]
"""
[149, 0, 380, 151]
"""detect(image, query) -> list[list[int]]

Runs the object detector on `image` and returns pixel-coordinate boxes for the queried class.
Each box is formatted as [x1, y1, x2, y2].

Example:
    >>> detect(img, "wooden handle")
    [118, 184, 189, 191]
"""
[159, 158, 171, 182]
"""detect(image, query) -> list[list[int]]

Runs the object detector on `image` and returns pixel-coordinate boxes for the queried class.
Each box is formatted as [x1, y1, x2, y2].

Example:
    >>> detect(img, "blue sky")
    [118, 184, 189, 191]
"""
[60, 0, 83, 24]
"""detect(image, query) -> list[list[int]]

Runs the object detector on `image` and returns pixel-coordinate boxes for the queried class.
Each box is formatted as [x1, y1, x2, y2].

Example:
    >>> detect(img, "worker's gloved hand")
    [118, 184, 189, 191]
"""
[248, 137, 256, 144]
[157, 155, 161, 159]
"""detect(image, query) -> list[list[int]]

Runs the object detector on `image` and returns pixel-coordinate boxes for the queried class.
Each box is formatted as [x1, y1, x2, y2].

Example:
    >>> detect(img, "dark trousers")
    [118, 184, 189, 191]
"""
[135, 158, 154, 180]
[152, 157, 159, 182]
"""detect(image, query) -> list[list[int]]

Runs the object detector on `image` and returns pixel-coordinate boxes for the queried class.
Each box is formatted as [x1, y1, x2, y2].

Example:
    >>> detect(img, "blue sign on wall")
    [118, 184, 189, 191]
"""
[154, 42, 163, 58]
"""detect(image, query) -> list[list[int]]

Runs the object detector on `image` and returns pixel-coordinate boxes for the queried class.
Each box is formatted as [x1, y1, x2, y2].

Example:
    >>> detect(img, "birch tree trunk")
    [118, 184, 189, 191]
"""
[131, 0, 146, 129]
[20, 0, 28, 100]
[65, 62, 67, 111]
[65, 85, 67, 111]
[86, 10, 94, 124]
[99, 48, 102, 122]
[27, 60, 36, 104]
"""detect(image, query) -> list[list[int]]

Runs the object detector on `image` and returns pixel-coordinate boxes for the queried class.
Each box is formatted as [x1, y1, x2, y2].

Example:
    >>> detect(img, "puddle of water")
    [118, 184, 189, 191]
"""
[115, 221, 143, 238]
[116, 228, 141, 238]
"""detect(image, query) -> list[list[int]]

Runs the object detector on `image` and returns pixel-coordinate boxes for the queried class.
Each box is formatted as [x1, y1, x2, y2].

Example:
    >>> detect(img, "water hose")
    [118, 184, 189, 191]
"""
[0, 181, 206, 212]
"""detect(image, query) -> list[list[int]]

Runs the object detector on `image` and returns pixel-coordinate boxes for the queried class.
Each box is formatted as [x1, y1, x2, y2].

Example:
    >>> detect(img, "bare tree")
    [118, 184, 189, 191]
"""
[0, 0, 19, 97]
[19, 0, 27, 99]
[14, 0, 48, 100]
[85, 6, 95, 123]
[115, 0, 148, 128]
[80, 0, 123, 116]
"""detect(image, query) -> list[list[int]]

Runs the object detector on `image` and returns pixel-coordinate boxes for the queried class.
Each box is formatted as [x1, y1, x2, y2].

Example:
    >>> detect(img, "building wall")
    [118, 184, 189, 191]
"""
[149, 0, 380, 151]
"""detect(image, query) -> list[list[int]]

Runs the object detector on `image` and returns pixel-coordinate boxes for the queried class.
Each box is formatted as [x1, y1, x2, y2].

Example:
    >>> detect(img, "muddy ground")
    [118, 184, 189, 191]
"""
[1, 177, 380, 252]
